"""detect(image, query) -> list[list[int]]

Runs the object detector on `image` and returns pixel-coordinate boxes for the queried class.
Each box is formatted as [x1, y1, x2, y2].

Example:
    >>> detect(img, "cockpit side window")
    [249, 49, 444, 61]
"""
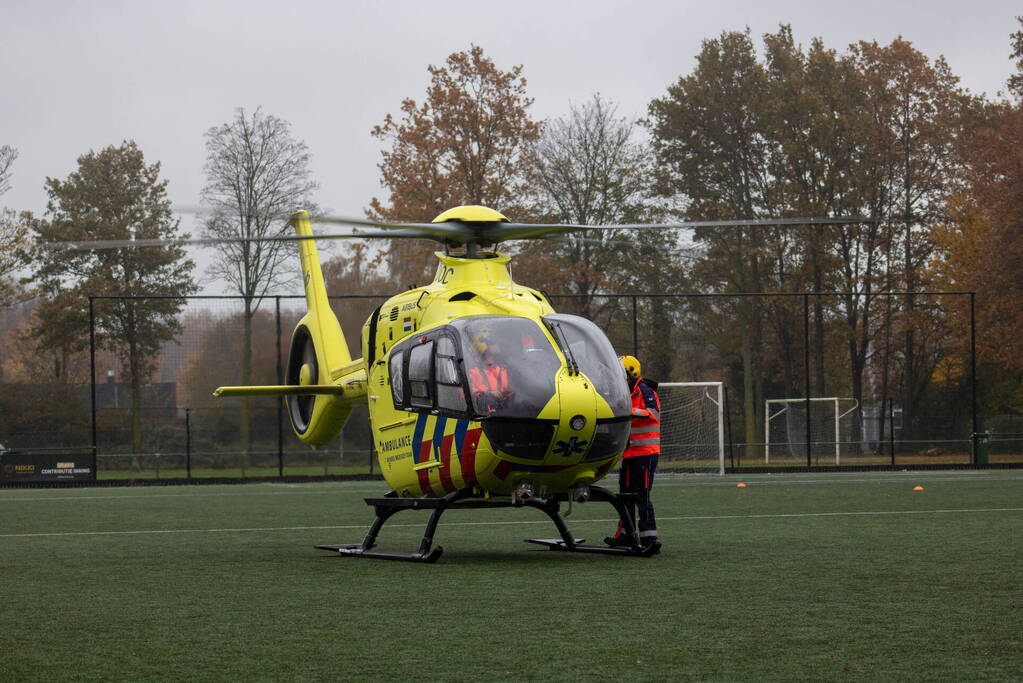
[543, 314, 631, 417]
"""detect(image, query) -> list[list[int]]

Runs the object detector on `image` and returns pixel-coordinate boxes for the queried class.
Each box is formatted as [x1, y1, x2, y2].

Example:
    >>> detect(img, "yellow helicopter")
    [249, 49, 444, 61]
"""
[213, 205, 649, 562]
[56, 204, 869, 562]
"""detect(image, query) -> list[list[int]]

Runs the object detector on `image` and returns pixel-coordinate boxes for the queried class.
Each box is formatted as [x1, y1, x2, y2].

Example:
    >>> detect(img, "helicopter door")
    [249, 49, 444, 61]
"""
[434, 336, 467, 413]
[407, 341, 434, 409]
[388, 331, 472, 420]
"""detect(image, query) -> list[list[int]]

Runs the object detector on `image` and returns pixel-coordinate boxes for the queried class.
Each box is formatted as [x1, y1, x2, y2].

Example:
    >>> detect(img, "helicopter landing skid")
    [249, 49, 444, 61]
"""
[315, 485, 656, 563]
[523, 484, 661, 557]
[524, 537, 661, 557]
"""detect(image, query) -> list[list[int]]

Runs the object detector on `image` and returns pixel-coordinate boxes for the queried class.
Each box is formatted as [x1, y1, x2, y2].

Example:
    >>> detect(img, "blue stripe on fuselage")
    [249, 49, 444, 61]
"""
[432, 416, 448, 458]
[453, 419, 468, 462]
[411, 413, 429, 464]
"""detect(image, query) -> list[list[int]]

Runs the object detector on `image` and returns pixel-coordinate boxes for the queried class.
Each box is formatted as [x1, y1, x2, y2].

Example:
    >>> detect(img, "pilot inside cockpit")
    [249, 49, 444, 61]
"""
[468, 327, 512, 413]
[456, 316, 563, 419]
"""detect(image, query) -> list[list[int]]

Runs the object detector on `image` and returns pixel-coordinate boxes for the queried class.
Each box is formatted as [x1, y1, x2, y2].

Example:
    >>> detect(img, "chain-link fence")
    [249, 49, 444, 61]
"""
[550, 290, 1000, 468]
[2, 289, 1017, 481]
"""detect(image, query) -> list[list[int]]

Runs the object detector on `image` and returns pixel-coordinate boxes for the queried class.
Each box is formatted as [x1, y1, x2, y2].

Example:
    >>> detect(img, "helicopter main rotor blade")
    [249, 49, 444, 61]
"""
[47, 208, 887, 251]
[309, 214, 476, 241]
[174, 204, 476, 240]
[484, 216, 878, 242]
[42, 229, 449, 252]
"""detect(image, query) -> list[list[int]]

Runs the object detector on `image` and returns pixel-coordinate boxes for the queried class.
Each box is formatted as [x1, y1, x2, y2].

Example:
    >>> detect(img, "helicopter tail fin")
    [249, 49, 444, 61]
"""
[213, 211, 365, 448]
[280, 210, 365, 448]
[293, 209, 351, 367]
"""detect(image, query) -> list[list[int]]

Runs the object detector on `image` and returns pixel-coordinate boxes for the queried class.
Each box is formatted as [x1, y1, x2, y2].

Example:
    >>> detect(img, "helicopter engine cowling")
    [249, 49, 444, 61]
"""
[285, 321, 354, 448]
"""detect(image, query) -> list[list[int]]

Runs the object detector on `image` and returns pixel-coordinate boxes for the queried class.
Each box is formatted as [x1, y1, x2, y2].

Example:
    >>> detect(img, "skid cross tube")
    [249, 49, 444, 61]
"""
[315, 485, 660, 563]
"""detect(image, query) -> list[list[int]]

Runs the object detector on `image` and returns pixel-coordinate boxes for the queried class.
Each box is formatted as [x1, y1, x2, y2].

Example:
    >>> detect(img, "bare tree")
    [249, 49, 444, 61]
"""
[523, 94, 653, 315]
[529, 94, 650, 226]
[201, 107, 318, 465]
[0, 145, 17, 197]
[1, 148, 29, 311]
[0, 209, 30, 308]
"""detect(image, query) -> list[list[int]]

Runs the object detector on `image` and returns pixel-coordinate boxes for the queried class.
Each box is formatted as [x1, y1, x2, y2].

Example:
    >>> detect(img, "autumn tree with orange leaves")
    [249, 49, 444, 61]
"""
[369, 45, 541, 287]
[934, 19, 1023, 411]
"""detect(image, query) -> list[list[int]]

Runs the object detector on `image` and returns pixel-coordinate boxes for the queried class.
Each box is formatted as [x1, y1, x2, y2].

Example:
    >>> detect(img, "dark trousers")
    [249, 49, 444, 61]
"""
[618, 453, 658, 540]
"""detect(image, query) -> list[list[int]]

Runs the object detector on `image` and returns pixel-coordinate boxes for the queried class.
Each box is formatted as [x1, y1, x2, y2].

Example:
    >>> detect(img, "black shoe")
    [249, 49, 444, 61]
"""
[640, 536, 660, 548]
[604, 535, 633, 548]
[642, 539, 662, 555]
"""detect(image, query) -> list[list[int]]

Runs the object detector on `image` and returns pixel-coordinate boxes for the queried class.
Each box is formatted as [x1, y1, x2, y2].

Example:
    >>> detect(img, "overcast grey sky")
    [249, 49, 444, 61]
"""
[2, 0, 1019, 221]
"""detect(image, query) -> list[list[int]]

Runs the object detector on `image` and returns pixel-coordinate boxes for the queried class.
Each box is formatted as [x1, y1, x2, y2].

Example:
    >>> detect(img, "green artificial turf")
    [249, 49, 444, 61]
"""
[1, 471, 1021, 681]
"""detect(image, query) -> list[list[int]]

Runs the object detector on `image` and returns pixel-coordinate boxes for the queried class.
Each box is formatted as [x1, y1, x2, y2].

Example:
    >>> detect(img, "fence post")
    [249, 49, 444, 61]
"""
[724, 385, 735, 470]
[888, 397, 896, 465]
[631, 295, 638, 356]
[803, 294, 812, 468]
[969, 291, 979, 464]
[185, 407, 192, 479]
[276, 296, 284, 477]
[89, 296, 98, 480]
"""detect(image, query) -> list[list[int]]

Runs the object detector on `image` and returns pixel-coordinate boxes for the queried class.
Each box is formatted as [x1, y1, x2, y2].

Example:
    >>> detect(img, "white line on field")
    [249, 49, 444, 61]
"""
[2, 507, 1020, 538]
[2, 472, 1021, 503]
[0, 487, 367, 503]
[654, 475, 1023, 488]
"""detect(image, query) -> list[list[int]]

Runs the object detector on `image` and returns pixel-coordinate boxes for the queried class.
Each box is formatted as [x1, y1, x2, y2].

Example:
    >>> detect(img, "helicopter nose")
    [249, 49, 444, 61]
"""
[550, 373, 598, 461]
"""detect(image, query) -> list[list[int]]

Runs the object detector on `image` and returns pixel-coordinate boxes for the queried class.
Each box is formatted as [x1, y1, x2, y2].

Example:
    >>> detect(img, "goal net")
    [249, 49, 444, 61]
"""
[764, 397, 859, 464]
[657, 382, 725, 474]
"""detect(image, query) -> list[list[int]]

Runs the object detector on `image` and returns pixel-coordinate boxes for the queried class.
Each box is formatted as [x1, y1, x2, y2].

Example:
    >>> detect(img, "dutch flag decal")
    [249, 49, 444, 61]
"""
[403, 317, 413, 332]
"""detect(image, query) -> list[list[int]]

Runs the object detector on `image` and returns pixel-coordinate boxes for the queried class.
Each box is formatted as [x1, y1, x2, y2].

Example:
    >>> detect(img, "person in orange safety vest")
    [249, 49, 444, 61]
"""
[468, 329, 511, 413]
[605, 354, 661, 550]
[468, 363, 509, 394]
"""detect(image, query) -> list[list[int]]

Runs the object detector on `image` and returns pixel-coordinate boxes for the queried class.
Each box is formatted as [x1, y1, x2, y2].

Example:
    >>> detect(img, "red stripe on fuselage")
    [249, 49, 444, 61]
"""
[417, 438, 436, 496]
[439, 433, 455, 493]
[417, 467, 435, 497]
[460, 427, 481, 487]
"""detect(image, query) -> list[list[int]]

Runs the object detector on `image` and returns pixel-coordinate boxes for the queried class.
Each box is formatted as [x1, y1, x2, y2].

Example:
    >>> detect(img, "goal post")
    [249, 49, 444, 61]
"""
[764, 397, 859, 464]
[657, 382, 726, 475]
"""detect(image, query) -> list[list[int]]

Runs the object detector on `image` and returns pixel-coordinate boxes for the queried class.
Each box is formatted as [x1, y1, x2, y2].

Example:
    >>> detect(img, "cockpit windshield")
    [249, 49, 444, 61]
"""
[450, 316, 562, 418]
[543, 314, 632, 417]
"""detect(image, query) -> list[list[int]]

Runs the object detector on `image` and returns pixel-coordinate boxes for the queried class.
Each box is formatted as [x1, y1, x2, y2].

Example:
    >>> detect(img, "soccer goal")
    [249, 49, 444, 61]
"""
[658, 382, 726, 475]
[764, 397, 859, 464]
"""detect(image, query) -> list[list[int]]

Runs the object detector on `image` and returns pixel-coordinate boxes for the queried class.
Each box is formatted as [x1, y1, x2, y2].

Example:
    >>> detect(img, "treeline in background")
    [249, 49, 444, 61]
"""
[2, 24, 1022, 473]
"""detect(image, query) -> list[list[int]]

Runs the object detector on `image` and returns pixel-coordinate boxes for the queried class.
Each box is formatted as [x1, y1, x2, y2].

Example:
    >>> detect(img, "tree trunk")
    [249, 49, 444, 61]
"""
[902, 218, 916, 445]
[740, 300, 764, 462]
[848, 328, 864, 457]
[129, 335, 142, 471]
[812, 257, 826, 397]
[241, 297, 253, 475]
[880, 296, 894, 453]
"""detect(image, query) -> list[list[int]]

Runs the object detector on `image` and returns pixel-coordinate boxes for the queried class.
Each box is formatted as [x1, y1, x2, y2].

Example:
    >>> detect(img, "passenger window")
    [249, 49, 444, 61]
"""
[409, 341, 434, 408]
[435, 335, 466, 413]
[389, 350, 404, 406]
[437, 357, 458, 385]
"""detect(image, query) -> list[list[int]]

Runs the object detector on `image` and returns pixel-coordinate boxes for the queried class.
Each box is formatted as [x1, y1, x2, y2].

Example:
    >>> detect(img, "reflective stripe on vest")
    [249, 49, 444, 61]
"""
[623, 378, 660, 458]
